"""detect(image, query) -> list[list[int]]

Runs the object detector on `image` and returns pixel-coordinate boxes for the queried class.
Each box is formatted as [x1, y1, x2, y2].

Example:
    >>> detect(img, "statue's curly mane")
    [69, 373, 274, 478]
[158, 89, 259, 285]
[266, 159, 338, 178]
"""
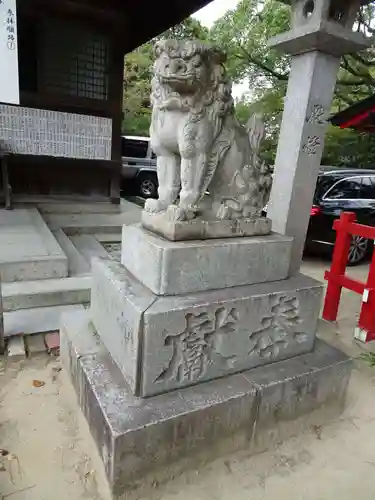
[151, 40, 236, 191]
[151, 40, 234, 124]
[146, 39, 270, 222]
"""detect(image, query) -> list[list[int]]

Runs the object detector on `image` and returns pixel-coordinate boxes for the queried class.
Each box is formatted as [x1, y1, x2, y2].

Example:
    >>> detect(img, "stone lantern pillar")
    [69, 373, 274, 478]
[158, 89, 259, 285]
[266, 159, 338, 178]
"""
[267, 0, 371, 274]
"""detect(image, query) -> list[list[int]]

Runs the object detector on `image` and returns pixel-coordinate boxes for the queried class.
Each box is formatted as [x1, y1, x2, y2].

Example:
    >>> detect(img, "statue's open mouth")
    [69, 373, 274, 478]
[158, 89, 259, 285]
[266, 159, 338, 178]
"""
[158, 73, 199, 93]
[158, 72, 195, 84]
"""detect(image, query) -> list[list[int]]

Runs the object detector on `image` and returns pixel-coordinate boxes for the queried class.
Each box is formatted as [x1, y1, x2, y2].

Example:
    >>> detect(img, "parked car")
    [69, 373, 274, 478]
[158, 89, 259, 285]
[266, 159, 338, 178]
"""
[265, 168, 375, 265]
[307, 168, 375, 265]
[121, 136, 158, 198]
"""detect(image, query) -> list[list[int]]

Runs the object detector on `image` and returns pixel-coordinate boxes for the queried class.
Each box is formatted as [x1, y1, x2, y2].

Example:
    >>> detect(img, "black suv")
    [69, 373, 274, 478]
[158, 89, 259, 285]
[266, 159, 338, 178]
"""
[307, 168, 375, 265]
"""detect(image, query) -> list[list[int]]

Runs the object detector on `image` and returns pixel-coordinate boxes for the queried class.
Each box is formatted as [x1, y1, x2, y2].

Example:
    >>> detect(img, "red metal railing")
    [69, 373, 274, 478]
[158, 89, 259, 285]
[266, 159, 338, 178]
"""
[322, 212, 375, 343]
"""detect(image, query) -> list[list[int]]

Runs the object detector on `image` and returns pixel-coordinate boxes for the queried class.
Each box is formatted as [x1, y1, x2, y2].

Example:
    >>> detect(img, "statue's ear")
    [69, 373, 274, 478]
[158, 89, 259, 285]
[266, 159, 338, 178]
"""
[154, 40, 163, 58]
[211, 48, 226, 65]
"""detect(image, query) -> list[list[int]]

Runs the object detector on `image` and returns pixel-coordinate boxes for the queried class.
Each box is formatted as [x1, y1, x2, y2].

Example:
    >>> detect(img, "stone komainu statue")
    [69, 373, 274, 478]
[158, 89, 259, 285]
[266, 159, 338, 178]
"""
[145, 39, 272, 223]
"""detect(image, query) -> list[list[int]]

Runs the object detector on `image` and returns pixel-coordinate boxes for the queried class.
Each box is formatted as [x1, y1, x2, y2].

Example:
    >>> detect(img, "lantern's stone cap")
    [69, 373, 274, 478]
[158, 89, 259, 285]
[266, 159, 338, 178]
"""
[269, 19, 372, 56]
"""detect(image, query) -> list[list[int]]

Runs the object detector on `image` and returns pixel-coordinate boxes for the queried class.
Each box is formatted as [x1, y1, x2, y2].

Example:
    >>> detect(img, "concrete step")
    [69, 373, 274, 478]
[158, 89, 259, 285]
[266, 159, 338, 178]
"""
[7, 336, 26, 360]
[94, 233, 121, 243]
[13, 196, 121, 213]
[42, 208, 142, 235]
[37, 202, 121, 214]
[69, 235, 111, 268]
[53, 229, 90, 276]
[2, 276, 91, 312]
[0, 208, 68, 282]
[4, 304, 85, 338]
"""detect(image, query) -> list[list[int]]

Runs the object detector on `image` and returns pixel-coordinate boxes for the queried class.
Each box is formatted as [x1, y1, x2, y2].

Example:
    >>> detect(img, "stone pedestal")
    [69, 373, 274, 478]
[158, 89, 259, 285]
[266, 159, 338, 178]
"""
[91, 257, 322, 397]
[121, 225, 292, 295]
[142, 211, 272, 241]
[60, 214, 353, 496]
[61, 308, 352, 496]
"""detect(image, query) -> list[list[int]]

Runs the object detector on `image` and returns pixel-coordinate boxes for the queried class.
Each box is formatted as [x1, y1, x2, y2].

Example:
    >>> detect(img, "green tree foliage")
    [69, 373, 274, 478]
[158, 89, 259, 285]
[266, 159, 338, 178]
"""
[123, 0, 375, 168]
[324, 125, 375, 167]
[163, 17, 209, 40]
[209, 0, 375, 167]
[123, 43, 154, 136]
[209, 0, 290, 88]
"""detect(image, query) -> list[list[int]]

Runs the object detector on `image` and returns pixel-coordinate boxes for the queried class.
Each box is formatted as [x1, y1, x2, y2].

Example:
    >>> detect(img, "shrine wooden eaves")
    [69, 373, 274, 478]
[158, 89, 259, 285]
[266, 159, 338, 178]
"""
[331, 95, 375, 133]
[19, 0, 212, 53]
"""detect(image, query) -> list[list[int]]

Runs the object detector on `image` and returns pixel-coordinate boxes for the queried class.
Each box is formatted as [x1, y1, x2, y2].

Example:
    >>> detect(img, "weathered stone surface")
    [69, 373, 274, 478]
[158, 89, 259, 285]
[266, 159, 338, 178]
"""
[4, 304, 84, 337]
[142, 211, 272, 241]
[25, 333, 46, 356]
[61, 310, 257, 494]
[53, 229, 90, 276]
[0, 208, 68, 282]
[2, 276, 91, 312]
[268, 21, 371, 57]
[61, 308, 352, 496]
[144, 40, 272, 226]
[269, 0, 371, 57]
[121, 225, 292, 296]
[69, 234, 111, 267]
[43, 203, 141, 234]
[6, 335, 26, 360]
[90, 258, 155, 394]
[90, 259, 323, 397]
[60, 309, 101, 363]
[268, 51, 342, 275]
[142, 273, 323, 396]
[246, 339, 352, 452]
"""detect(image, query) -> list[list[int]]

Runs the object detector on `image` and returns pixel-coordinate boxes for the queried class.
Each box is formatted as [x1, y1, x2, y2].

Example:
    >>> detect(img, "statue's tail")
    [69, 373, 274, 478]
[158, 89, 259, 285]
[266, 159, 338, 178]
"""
[246, 113, 265, 154]
[246, 113, 273, 211]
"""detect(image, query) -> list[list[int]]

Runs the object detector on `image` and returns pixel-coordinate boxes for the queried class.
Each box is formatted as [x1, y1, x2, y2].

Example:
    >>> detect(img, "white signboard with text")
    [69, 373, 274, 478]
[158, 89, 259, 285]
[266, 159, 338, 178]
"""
[0, 0, 19, 104]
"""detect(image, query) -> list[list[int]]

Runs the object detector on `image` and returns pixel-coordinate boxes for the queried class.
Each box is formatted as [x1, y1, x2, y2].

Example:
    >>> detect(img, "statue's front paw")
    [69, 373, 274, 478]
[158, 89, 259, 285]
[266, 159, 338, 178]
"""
[242, 206, 258, 218]
[166, 205, 187, 221]
[144, 199, 165, 213]
[216, 204, 231, 220]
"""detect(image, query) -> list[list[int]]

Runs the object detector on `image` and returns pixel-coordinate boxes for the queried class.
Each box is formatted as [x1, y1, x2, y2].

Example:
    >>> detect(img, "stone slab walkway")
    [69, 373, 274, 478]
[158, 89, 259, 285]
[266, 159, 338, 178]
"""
[0, 199, 142, 336]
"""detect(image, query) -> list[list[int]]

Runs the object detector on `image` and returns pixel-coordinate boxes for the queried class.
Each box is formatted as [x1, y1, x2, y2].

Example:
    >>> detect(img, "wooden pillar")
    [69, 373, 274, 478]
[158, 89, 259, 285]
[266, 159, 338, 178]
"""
[1, 154, 12, 210]
[109, 37, 124, 205]
[0, 280, 4, 354]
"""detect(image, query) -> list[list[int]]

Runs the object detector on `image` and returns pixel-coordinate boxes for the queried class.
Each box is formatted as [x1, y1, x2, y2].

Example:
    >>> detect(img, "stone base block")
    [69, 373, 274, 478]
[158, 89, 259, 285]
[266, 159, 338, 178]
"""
[90, 259, 323, 397]
[121, 225, 292, 295]
[61, 308, 352, 497]
[142, 210, 272, 241]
